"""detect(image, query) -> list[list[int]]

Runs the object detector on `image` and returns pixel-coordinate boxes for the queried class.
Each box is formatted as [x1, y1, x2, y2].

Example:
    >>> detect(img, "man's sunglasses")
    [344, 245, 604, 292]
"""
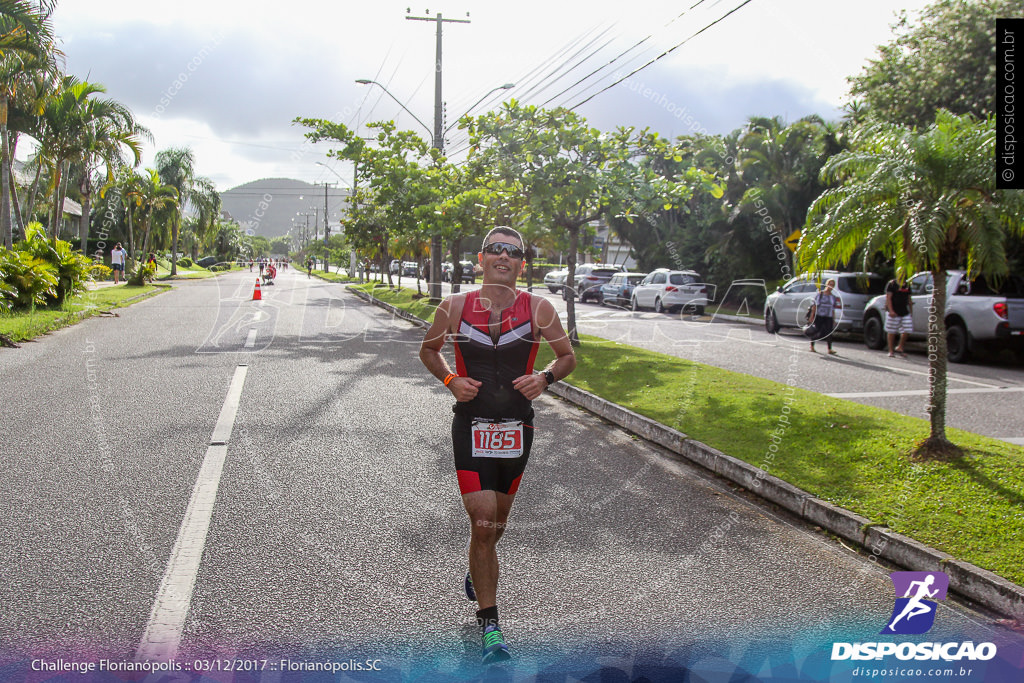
[481, 241, 525, 259]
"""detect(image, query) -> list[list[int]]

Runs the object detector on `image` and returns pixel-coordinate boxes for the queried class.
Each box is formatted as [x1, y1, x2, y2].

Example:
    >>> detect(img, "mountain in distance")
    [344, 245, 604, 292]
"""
[219, 177, 350, 240]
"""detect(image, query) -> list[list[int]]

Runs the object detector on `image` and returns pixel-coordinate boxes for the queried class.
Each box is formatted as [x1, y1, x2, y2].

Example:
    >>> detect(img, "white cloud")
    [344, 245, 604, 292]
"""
[49, 0, 932, 190]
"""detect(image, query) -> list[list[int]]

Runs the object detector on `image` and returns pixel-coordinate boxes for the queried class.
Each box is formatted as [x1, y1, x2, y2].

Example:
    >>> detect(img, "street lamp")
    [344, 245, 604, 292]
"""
[355, 79, 434, 144]
[444, 82, 514, 135]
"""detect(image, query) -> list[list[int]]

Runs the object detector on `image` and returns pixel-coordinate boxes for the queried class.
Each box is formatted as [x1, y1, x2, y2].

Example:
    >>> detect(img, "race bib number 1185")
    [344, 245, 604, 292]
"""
[471, 421, 524, 458]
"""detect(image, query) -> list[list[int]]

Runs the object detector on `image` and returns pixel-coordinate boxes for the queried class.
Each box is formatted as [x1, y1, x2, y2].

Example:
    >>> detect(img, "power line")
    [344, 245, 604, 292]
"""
[568, 0, 757, 111]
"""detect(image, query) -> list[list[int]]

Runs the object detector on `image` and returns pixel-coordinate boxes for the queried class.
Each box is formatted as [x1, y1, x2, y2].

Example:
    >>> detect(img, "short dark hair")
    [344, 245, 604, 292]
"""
[483, 226, 523, 248]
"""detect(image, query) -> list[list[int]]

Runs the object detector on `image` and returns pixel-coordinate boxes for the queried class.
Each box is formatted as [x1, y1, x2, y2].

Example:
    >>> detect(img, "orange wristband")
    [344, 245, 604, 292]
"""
[443, 373, 458, 386]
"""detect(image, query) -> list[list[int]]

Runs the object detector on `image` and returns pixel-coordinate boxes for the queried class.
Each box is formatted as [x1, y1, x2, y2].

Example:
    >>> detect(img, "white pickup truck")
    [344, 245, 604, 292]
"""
[861, 270, 1024, 363]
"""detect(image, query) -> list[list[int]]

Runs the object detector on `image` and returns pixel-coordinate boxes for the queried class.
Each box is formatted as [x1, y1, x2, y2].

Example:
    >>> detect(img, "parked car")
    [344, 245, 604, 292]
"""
[764, 271, 885, 334]
[400, 261, 418, 277]
[563, 263, 626, 303]
[388, 259, 402, 275]
[861, 270, 1024, 363]
[446, 260, 475, 284]
[631, 269, 713, 314]
[598, 272, 647, 307]
[544, 268, 569, 293]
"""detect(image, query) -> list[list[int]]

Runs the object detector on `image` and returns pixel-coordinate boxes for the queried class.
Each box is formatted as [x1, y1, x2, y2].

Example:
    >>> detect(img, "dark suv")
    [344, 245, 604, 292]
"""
[563, 263, 626, 303]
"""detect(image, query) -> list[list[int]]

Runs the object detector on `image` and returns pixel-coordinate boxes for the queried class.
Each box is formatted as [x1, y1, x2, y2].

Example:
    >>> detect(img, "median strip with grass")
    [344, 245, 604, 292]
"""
[0, 284, 166, 343]
[352, 282, 1024, 587]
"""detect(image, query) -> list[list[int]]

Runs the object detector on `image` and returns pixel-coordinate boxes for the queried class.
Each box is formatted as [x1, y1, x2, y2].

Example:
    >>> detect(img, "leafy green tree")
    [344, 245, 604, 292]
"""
[800, 111, 1024, 458]
[466, 101, 719, 344]
[848, 0, 1016, 128]
[155, 146, 216, 276]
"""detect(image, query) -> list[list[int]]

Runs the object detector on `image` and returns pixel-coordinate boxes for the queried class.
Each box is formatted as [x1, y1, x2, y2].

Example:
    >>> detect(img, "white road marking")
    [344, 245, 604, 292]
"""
[244, 329, 257, 348]
[828, 386, 1024, 399]
[136, 364, 249, 662]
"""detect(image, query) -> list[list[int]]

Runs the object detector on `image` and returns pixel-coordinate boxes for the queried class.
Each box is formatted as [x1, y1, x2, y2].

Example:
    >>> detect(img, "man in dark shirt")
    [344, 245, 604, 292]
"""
[885, 274, 913, 358]
[419, 226, 576, 663]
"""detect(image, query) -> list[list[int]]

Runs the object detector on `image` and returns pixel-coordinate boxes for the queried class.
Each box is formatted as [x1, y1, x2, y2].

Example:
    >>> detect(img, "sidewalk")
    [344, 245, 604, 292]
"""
[348, 284, 1024, 624]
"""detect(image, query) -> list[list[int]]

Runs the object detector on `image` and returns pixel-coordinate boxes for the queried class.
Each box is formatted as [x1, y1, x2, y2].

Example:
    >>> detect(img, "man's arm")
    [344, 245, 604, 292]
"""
[512, 296, 576, 401]
[419, 295, 480, 402]
[886, 290, 895, 316]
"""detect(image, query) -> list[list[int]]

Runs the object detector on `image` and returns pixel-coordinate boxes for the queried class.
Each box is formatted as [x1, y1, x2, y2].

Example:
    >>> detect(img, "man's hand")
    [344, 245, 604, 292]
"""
[449, 376, 482, 402]
[512, 373, 548, 401]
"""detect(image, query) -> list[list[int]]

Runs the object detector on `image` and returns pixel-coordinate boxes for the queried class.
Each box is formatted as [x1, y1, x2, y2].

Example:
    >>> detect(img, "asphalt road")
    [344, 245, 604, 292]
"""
[0, 269, 1021, 682]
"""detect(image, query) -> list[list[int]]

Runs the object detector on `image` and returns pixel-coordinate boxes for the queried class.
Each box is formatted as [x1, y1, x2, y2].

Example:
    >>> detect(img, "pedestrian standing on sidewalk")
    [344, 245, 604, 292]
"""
[110, 243, 127, 284]
[808, 278, 841, 355]
[885, 273, 913, 358]
[419, 226, 576, 664]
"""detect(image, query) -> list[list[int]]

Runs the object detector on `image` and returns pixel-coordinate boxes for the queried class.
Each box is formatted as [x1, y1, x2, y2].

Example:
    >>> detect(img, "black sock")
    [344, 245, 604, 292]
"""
[476, 606, 499, 629]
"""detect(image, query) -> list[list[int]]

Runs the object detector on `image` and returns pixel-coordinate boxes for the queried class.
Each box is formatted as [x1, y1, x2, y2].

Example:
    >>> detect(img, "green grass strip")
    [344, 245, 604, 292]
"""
[350, 281, 440, 323]
[0, 284, 166, 342]
[359, 284, 1024, 586]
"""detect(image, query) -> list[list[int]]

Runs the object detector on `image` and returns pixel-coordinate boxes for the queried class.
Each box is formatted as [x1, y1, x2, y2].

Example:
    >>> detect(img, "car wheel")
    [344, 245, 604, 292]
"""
[654, 297, 665, 314]
[862, 314, 885, 350]
[947, 323, 970, 363]
[631, 296, 640, 312]
[548, 286, 557, 294]
[765, 310, 780, 334]
[695, 306, 705, 316]
[597, 293, 605, 306]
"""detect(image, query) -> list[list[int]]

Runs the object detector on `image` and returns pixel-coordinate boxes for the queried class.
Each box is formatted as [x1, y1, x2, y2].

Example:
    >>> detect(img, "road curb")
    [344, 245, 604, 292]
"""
[351, 286, 1024, 622]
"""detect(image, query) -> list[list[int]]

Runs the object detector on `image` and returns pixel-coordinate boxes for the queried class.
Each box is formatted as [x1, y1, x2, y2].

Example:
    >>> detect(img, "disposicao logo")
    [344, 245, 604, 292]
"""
[881, 571, 948, 635]
[831, 571, 998, 663]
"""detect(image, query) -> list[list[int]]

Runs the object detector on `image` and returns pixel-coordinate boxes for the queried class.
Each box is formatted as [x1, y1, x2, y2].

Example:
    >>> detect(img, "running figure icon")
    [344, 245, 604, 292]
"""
[887, 575, 938, 631]
[881, 571, 948, 635]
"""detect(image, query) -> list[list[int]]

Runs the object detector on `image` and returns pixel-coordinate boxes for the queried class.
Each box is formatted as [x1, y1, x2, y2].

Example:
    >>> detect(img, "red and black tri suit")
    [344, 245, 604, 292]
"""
[451, 289, 538, 495]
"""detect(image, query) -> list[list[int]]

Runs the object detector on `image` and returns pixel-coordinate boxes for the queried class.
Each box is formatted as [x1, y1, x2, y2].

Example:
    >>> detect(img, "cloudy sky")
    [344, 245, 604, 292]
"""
[45, 0, 933, 192]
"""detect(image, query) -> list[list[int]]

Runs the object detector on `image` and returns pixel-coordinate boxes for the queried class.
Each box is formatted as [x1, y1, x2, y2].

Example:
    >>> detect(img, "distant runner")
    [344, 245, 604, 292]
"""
[419, 226, 576, 663]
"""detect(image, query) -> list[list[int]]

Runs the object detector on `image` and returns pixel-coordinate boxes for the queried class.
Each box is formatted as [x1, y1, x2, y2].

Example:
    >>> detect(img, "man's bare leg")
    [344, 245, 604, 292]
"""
[462, 490, 515, 609]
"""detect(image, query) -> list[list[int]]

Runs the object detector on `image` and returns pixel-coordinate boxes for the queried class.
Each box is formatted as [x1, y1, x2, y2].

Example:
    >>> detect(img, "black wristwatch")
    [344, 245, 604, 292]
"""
[543, 370, 556, 387]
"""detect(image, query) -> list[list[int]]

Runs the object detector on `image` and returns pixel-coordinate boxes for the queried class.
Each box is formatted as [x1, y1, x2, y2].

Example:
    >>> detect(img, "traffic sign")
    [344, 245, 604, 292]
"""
[784, 230, 801, 252]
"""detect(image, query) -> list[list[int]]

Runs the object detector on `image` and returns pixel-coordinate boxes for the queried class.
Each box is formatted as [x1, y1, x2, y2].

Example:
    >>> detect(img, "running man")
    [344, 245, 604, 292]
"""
[888, 574, 939, 631]
[419, 226, 576, 663]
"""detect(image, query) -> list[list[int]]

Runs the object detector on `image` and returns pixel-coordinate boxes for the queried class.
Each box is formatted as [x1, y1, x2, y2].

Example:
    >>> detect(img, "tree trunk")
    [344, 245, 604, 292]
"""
[126, 208, 135, 271]
[25, 159, 42, 232]
[0, 95, 11, 249]
[50, 161, 67, 242]
[170, 215, 179, 275]
[78, 174, 92, 254]
[525, 240, 534, 292]
[9, 132, 24, 239]
[452, 236, 463, 294]
[566, 224, 580, 346]
[916, 268, 962, 459]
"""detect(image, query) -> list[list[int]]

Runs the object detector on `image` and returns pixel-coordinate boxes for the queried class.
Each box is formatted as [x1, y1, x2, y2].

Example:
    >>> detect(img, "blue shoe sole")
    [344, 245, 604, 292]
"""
[482, 645, 511, 664]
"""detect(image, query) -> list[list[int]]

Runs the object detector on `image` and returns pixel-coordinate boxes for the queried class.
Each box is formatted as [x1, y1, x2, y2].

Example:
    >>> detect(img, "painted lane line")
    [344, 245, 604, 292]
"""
[828, 386, 1024, 399]
[136, 365, 248, 662]
[244, 328, 257, 349]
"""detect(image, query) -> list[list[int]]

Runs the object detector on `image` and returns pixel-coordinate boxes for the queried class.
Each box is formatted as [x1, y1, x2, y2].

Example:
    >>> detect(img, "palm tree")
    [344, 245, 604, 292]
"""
[131, 168, 178, 258]
[75, 109, 148, 254]
[800, 110, 1024, 458]
[731, 115, 840, 274]
[0, 0, 58, 248]
[33, 76, 140, 242]
[155, 147, 216, 275]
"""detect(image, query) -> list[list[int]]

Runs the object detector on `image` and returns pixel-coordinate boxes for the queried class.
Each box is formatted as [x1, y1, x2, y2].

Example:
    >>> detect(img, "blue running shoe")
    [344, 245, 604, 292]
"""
[481, 624, 510, 663]
[464, 571, 476, 601]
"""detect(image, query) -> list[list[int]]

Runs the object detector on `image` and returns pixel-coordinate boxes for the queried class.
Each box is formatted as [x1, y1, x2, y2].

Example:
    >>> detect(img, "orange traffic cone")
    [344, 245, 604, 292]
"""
[252, 278, 262, 300]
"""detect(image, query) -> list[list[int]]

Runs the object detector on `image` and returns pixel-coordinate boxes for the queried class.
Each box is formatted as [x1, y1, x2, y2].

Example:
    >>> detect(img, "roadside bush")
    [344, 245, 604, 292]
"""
[0, 249, 58, 309]
[127, 262, 156, 286]
[177, 257, 193, 268]
[13, 223, 92, 306]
